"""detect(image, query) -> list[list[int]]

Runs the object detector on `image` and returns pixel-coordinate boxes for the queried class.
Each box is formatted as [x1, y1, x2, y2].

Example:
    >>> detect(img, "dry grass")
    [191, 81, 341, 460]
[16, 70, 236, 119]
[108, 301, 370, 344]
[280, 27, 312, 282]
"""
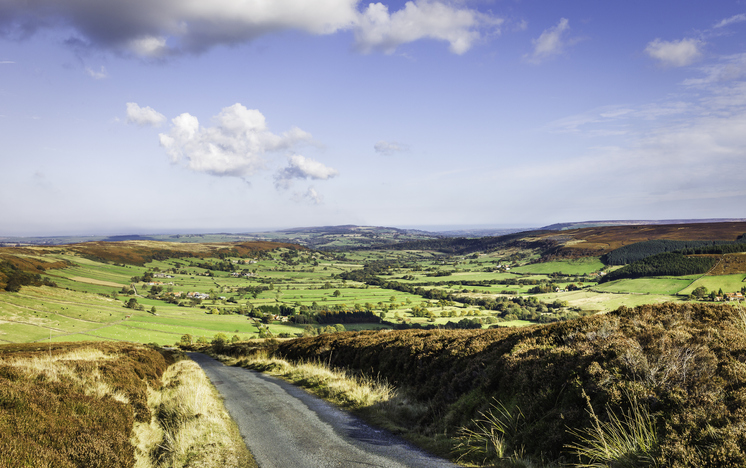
[0, 342, 171, 468]
[566, 392, 658, 468]
[0, 341, 254, 468]
[223, 350, 396, 410]
[133, 359, 255, 468]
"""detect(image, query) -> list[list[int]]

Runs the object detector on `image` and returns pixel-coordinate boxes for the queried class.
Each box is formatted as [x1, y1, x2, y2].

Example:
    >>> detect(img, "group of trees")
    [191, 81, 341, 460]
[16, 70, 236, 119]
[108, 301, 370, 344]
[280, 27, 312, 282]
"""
[602, 235, 746, 265]
[600, 252, 718, 283]
[690, 285, 746, 301]
[1, 261, 56, 292]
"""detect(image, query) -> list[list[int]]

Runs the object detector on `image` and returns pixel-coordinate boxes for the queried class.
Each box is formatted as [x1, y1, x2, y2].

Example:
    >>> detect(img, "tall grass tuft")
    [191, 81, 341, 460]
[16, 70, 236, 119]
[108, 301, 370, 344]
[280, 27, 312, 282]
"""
[454, 399, 525, 465]
[565, 391, 658, 468]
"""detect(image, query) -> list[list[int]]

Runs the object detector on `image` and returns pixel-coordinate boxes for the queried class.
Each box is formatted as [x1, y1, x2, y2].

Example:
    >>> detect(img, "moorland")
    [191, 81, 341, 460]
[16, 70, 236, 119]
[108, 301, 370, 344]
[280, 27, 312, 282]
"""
[2, 220, 746, 467]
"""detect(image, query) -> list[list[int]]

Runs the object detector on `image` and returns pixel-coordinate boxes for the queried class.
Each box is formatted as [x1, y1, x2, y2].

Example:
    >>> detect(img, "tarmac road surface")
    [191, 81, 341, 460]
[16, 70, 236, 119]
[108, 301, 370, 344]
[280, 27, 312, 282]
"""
[189, 353, 460, 468]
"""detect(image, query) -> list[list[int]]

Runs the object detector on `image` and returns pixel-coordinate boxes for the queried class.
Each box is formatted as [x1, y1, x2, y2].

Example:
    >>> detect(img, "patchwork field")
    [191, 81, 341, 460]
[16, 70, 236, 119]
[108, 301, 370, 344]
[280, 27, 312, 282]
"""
[2, 231, 746, 346]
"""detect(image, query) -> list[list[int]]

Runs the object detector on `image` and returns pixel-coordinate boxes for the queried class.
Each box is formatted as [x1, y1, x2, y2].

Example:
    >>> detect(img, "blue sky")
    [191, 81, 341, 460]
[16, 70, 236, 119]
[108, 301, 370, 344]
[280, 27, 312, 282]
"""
[2, 1, 746, 236]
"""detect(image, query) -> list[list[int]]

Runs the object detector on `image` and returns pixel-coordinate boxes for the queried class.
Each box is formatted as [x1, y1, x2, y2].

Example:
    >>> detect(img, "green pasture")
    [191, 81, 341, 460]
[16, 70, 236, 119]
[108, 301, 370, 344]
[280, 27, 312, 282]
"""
[511, 257, 605, 275]
[537, 289, 685, 312]
[8, 242, 744, 345]
[678, 274, 746, 295]
[592, 276, 699, 295]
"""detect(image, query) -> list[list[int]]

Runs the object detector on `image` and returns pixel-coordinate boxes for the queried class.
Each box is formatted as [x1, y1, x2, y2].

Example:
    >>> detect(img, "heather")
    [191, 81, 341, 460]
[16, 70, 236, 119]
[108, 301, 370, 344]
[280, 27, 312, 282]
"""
[226, 302, 746, 466]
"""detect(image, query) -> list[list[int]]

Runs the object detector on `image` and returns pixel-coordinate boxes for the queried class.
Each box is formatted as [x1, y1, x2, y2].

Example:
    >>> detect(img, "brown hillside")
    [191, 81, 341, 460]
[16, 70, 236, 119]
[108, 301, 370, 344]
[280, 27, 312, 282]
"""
[266, 302, 746, 467]
[0, 239, 306, 269]
[534, 221, 746, 259]
[0, 240, 306, 287]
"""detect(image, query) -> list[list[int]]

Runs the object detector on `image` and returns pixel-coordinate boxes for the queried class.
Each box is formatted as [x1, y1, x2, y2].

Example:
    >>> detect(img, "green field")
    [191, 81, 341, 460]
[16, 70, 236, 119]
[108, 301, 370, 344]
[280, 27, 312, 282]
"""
[592, 276, 700, 295]
[511, 257, 605, 275]
[538, 289, 687, 312]
[678, 274, 746, 295]
[4, 241, 745, 345]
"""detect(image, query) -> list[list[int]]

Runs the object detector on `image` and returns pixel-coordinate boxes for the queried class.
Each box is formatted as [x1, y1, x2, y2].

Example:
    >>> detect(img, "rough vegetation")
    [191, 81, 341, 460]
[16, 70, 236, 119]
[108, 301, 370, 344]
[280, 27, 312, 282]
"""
[225, 302, 746, 467]
[0, 342, 173, 468]
[0, 342, 255, 468]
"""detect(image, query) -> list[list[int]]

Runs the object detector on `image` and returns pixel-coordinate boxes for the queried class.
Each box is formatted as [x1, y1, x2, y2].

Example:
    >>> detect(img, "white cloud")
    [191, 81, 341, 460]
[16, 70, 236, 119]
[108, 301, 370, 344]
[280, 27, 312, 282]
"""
[525, 68, 746, 212]
[714, 13, 746, 29]
[525, 18, 570, 64]
[0, 0, 499, 57]
[158, 103, 315, 179]
[126, 102, 166, 127]
[0, 60, 14, 64]
[85, 65, 107, 79]
[374, 140, 408, 155]
[355, 0, 501, 54]
[683, 53, 746, 86]
[645, 38, 702, 67]
[275, 154, 339, 189]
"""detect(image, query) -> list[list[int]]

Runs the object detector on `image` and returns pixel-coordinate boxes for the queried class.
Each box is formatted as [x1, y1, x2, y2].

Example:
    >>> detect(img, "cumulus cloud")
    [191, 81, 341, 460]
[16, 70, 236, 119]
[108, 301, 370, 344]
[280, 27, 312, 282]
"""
[525, 18, 571, 64]
[355, 0, 501, 54]
[645, 38, 702, 67]
[0, 0, 499, 57]
[126, 102, 166, 127]
[275, 154, 339, 189]
[158, 103, 314, 178]
[374, 140, 408, 155]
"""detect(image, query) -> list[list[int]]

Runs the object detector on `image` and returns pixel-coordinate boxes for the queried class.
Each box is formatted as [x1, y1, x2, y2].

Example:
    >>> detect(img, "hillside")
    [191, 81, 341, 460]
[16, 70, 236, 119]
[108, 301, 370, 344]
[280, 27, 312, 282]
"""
[0, 239, 306, 288]
[265, 302, 746, 467]
[532, 221, 746, 259]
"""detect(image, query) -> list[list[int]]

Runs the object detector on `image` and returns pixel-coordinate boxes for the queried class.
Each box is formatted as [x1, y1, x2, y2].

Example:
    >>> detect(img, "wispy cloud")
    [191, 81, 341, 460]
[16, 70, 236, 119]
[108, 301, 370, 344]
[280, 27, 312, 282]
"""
[530, 53, 746, 213]
[714, 13, 746, 29]
[85, 65, 108, 79]
[683, 53, 746, 86]
[374, 140, 408, 155]
[525, 18, 579, 64]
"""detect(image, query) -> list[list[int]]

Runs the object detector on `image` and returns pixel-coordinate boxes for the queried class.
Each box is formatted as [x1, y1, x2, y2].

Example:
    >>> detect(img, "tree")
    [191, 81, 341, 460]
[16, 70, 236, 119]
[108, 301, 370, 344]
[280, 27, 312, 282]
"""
[691, 286, 708, 300]
[212, 333, 228, 348]
[180, 334, 193, 346]
[333, 290, 341, 297]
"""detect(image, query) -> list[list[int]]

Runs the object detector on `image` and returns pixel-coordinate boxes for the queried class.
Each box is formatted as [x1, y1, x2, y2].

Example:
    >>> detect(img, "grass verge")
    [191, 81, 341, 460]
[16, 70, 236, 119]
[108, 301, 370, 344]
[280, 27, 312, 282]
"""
[0, 341, 255, 468]
[212, 344, 453, 458]
[133, 357, 256, 468]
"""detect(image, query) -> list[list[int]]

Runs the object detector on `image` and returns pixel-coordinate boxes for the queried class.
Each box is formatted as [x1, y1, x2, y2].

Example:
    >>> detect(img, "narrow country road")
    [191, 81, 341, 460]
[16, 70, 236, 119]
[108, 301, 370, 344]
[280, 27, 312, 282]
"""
[188, 353, 460, 468]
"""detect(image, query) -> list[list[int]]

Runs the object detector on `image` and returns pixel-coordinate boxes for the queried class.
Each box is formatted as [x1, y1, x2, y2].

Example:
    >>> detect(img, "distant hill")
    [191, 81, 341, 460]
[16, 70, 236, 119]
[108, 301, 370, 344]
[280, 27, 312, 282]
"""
[541, 218, 746, 231]
[533, 221, 746, 260]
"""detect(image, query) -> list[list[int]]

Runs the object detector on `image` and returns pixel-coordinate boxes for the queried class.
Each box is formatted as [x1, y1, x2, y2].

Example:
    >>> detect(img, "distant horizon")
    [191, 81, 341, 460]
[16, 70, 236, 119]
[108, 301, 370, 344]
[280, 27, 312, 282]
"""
[3, 217, 746, 239]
